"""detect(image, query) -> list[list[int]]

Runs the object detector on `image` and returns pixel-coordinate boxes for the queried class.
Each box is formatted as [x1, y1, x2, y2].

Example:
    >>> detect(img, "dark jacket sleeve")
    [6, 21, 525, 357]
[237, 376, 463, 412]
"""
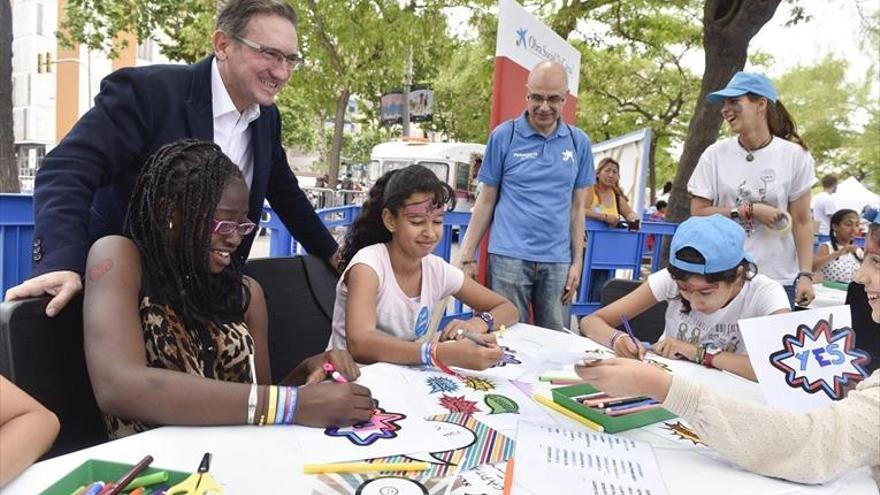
[264, 109, 338, 260]
[31, 68, 151, 276]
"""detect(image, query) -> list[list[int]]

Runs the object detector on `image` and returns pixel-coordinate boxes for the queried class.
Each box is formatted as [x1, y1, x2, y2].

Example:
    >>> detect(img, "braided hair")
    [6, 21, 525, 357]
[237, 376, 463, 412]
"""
[339, 165, 455, 271]
[124, 139, 250, 333]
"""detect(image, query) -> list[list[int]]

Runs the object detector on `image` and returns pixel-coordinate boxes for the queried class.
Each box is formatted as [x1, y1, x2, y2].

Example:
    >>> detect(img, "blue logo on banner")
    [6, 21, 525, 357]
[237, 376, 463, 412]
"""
[516, 28, 527, 48]
[414, 306, 430, 338]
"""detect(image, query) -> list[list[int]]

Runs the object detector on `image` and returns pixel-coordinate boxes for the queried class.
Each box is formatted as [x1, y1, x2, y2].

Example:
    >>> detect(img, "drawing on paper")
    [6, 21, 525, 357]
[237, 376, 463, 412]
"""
[425, 375, 459, 394]
[311, 474, 448, 495]
[438, 394, 481, 414]
[484, 394, 519, 414]
[491, 346, 522, 368]
[324, 401, 407, 446]
[768, 316, 870, 400]
[662, 421, 704, 446]
[463, 376, 495, 392]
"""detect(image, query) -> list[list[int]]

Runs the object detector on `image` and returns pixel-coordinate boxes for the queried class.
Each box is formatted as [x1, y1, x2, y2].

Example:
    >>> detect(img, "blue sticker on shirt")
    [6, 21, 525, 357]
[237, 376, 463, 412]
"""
[414, 306, 430, 338]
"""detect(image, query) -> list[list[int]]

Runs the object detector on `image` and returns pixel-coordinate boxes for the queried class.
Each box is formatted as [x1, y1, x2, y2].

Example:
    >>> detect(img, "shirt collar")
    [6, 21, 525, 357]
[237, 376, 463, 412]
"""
[516, 111, 569, 138]
[211, 58, 261, 123]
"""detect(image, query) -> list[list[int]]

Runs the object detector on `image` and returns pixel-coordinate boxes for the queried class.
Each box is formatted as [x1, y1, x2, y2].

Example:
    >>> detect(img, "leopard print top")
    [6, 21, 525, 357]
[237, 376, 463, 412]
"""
[102, 296, 254, 439]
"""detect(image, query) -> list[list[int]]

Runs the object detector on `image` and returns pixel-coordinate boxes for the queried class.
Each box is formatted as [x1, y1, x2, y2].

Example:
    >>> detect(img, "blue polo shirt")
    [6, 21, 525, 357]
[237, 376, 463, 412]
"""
[478, 113, 595, 263]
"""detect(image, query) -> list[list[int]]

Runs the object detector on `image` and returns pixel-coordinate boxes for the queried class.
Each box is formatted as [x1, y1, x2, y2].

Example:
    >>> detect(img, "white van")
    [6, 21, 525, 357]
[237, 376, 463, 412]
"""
[369, 140, 485, 211]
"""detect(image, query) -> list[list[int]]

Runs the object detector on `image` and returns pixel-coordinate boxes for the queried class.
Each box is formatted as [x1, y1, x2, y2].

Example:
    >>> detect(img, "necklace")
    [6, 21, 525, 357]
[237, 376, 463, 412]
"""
[738, 135, 773, 162]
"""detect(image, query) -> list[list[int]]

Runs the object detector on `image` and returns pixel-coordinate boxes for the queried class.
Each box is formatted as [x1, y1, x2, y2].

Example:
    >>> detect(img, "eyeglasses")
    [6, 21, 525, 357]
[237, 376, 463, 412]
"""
[234, 35, 303, 70]
[526, 94, 565, 106]
[212, 219, 257, 236]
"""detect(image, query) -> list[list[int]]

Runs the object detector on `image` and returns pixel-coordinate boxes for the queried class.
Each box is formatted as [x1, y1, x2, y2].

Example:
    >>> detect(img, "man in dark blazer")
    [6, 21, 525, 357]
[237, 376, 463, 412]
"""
[6, 0, 338, 317]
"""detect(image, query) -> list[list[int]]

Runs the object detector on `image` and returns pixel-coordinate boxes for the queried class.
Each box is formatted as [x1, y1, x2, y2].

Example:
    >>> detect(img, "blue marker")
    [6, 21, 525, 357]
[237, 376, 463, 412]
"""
[82, 482, 105, 495]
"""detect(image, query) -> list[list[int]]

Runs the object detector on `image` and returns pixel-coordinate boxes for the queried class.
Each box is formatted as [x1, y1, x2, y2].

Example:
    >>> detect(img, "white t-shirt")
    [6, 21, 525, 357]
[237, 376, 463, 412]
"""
[648, 269, 790, 353]
[811, 191, 835, 235]
[327, 243, 465, 350]
[688, 137, 817, 284]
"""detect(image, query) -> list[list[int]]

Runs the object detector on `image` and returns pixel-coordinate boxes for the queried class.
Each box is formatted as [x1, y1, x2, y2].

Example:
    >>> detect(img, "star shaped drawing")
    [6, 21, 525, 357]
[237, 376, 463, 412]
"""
[463, 376, 495, 392]
[426, 375, 459, 394]
[324, 402, 407, 446]
[769, 317, 870, 400]
[490, 346, 522, 368]
[663, 421, 704, 446]
[439, 394, 481, 414]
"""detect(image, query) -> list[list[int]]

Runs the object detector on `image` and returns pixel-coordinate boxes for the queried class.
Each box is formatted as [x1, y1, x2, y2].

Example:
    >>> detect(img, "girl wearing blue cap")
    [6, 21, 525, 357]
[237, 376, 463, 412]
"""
[575, 221, 880, 485]
[688, 71, 817, 309]
[579, 214, 790, 380]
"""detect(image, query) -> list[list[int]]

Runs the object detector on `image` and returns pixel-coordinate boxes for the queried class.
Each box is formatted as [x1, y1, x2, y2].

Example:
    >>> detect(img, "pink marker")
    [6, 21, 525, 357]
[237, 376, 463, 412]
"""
[322, 362, 348, 383]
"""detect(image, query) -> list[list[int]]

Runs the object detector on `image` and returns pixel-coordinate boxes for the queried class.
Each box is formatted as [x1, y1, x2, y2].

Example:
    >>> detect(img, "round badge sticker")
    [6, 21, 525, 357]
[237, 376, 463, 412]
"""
[414, 306, 430, 338]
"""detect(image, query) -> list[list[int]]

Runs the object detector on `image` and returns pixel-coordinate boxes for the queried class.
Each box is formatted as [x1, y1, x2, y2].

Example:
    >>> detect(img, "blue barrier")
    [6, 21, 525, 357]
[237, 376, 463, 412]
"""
[0, 194, 35, 298]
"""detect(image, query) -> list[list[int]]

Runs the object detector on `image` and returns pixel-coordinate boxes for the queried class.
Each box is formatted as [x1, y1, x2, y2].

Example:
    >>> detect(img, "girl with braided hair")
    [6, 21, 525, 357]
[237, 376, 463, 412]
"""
[328, 165, 518, 370]
[813, 209, 864, 283]
[83, 140, 373, 439]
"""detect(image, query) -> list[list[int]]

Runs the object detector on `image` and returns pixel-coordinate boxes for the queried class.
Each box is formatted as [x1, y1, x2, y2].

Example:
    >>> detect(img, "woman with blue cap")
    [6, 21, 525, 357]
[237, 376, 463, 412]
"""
[580, 214, 790, 380]
[575, 217, 880, 485]
[688, 72, 817, 309]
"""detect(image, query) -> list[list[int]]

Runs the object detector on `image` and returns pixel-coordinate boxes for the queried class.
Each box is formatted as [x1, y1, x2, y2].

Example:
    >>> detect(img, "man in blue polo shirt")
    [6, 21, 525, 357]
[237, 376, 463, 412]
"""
[459, 61, 595, 331]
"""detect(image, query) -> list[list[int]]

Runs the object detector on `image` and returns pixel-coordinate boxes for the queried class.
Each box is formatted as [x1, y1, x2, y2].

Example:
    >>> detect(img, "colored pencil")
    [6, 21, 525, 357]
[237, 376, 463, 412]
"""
[303, 461, 429, 474]
[532, 393, 604, 432]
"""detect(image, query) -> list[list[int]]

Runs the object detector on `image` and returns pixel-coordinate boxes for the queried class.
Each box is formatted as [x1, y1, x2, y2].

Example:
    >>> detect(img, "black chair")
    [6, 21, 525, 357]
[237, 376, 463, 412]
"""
[244, 255, 339, 383]
[599, 279, 667, 343]
[0, 296, 108, 458]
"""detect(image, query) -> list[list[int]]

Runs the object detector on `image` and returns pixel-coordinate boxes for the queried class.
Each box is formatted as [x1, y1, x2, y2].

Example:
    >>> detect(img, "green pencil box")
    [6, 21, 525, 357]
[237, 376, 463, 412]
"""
[39, 459, 189, 495]
[821, 280, 849, 291]
[552, 384, 677, 433]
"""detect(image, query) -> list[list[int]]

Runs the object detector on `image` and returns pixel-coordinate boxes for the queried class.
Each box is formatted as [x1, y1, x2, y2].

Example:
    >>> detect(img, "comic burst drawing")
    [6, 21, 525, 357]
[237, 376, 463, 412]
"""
[426, 375, 459, 394]
[490, 346, 522, 368]
[662, 421, 704, 446]
[463, 376, 495, 392]
[769, 317, 870, 400]
[324, 401, 406, 446]
[439, 395, 481, 414]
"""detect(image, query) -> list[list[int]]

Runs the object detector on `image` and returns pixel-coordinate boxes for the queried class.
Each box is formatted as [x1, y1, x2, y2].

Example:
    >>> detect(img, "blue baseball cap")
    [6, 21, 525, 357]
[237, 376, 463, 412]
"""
[669, 215, 754, 274]
[706, 72, 778, 104]
[863, 207, 880, 224]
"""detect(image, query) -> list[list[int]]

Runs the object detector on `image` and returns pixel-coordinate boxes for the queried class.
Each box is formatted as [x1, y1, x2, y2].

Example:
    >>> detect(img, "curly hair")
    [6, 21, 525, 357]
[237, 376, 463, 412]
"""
[339, 165, 455, 271]
[124, 139, 251, 334]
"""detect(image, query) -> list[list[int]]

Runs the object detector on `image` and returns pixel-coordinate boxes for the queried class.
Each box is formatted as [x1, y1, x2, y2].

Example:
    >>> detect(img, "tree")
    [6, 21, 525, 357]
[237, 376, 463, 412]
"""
[1, 0, 17, 192]
[665, 0, 783, 224]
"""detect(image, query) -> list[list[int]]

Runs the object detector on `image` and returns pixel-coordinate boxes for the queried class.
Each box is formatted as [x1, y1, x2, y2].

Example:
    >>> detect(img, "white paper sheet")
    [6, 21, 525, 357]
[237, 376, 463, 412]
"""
[739, 305, 870, 414]
[511, 421, 670, 495]
[289, 363, 452, 463]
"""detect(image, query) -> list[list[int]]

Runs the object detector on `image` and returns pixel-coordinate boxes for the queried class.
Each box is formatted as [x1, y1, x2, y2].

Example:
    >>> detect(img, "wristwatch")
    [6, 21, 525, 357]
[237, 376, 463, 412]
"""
[730, 207, 741, 220]
[703, 345, 722, 369]
[478, 312, 496, 332]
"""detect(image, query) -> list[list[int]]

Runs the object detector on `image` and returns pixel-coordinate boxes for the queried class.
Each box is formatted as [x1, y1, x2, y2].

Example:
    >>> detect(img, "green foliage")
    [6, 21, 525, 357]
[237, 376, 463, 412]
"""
[775, 55, 878, 188]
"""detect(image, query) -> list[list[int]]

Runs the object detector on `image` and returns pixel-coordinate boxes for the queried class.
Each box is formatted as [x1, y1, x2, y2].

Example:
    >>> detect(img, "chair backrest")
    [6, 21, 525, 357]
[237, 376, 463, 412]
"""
[0, 296, 108, 458]
[244, 255, 339, 383]
[600, 279, 667, 343]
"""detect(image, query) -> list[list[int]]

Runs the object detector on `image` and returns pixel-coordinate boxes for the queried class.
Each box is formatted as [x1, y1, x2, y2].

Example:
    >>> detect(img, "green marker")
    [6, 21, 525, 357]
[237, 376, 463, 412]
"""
[124, 471, 169, 490]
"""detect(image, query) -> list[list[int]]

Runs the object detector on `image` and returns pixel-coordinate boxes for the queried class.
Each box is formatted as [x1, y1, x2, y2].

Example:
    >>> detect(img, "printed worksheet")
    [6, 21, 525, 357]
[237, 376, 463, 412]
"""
[511, 421, 670, 495]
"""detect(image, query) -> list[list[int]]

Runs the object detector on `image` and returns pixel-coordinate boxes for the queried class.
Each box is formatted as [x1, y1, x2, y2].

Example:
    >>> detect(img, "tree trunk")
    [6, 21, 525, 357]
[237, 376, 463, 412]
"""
[0, 0, 18, 193]
[327, 89, 350, 190]
[666, 0, 782, 224]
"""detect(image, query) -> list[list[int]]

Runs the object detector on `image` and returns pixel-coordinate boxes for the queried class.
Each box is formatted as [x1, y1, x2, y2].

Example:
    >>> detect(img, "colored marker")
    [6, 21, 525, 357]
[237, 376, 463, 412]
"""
[604, 398, 659, 414]
[596, 396, 653, 409]
[322, 362, 348, 383]
[539, 374, 578, 382]
[549, 379, 585, 385]
[82, 482, 105, 495]
[303, 461, 429, 474]
[128, 489, 145, 495]
[67, 486, 87, 495]
[124, 471, 169, 490]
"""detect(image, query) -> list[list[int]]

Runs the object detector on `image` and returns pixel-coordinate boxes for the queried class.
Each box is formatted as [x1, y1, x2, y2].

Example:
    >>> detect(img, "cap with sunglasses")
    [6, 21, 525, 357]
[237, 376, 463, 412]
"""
[669, 215, 754, 274]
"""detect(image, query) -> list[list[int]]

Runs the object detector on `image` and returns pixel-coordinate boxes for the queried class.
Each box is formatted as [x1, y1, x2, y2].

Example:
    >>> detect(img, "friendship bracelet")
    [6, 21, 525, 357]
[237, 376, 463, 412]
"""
[274, 386, 287, 425]
[430, 343, 461, 378]
[420, 342, 433, 367]
[284, 387, 299, 425]
[247, 383, 258, 425]
[266, 386, 278, 426]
